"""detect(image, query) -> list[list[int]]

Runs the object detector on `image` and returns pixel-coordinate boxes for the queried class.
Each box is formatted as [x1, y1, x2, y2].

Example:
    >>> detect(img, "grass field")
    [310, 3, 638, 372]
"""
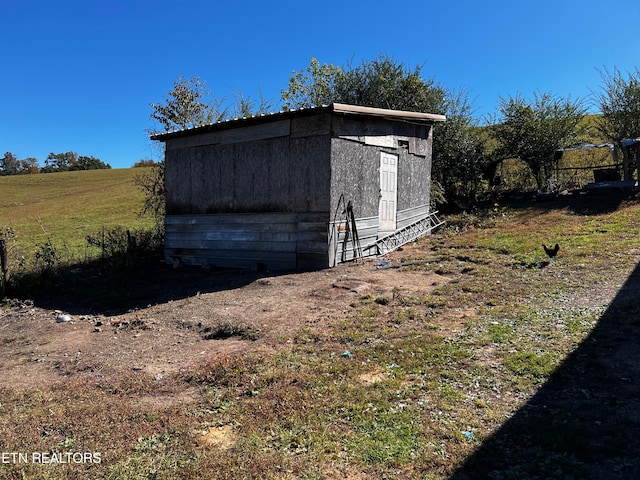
[1, 171, 640, 478]
[0, 169, 154, 263]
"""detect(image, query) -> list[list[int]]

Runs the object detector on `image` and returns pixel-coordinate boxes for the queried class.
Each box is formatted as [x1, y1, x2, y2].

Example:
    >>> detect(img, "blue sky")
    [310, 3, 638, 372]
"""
[2, 0, 639, 169]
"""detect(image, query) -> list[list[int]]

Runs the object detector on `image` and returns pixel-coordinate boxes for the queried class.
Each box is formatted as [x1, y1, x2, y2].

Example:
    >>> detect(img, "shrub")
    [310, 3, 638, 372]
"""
[86, 226, 163, 269]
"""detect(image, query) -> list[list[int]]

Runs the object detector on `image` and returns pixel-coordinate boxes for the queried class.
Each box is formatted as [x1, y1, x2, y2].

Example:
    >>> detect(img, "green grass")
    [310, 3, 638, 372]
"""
[1, 193, 640, 478]
[0, 169, 154, 257]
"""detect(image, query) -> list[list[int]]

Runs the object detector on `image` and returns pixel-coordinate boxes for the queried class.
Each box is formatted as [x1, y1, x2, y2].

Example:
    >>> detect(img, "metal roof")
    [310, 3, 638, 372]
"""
[150, 103, 446, 141]
[621, 138, 640, 148]
[558, 143, 614, 152]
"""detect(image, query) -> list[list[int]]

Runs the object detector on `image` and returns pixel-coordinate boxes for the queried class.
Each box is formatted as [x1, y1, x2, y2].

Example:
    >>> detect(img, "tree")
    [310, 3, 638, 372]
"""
[132, 159, 156, 168]
[42, 151, 109, 172]
[231, 88, 275, 118]
[281, 55, 447, 114]
[147, 75, 277, 220]
[493, 92, 587, 191]
[69, 155, 111, 171]
[146, 75, 224, 228]
[0, 152, 20, 175]
[1, 153, 40, 175]
[281, 58, 341, 110]
[18, 157, 40, 174]
[333, 55, 446, 113]
[593, 67, 640, 150]
[283, 56, 494, 202]
[43, 151, 78, 172]
[431, 88, 491, 201]
[149, 75, 227, 133]
[133, 161, 165, 232]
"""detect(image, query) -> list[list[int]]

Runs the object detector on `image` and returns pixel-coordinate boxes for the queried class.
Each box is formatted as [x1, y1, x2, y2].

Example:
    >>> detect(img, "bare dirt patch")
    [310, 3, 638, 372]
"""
[0, 252, 448, 391]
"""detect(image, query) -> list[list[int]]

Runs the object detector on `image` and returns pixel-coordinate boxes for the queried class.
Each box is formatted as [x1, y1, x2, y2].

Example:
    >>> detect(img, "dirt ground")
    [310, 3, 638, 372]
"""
[0, 250, 449, 391]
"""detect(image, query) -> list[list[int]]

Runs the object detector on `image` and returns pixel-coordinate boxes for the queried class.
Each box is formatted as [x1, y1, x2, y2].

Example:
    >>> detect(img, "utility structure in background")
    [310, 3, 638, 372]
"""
[151, 103, 446, 271]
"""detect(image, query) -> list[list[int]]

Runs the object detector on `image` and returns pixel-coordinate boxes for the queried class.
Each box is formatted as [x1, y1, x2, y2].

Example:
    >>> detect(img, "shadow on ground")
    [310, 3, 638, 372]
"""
[451, 261, 640, 479]
[22, 259, 268, 316]
[504, 189, 637, 216]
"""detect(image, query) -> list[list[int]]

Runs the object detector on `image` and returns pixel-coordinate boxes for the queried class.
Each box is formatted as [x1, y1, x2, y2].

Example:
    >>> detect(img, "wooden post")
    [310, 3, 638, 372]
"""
[635, 147, 640, 185]
[0, 237, 8, 298]
[620, 145, 630, 181]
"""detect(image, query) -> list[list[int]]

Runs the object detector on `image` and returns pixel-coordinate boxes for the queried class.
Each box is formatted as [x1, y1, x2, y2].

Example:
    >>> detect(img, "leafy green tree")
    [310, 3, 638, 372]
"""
[593, 67, 640, 150]
[232, 88, 275, 118]
[282, 55, 446, 114]
[283, 56, 493, 202]
[18, 157, 40, 174]
[493, 92, 587, 191]
[334, 55, 446, 113]
[1, 153, 40, 175]
[149, 75, 227, 133]
[432, 88, 491, 201]
[69, 155, 111, 171]
[43, 151, 78, 172]
[43, 151, 109, 172]
[281, 57, 341, 110]
[0, 152, 20, 175]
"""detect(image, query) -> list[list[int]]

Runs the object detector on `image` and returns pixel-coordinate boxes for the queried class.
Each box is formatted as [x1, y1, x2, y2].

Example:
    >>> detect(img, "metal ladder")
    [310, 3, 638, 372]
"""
[373, 211, 445, 256]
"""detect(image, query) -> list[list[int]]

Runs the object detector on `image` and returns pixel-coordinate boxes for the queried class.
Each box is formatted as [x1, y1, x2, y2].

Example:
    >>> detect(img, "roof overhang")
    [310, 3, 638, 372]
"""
[331, 102, 446, 123]
[150, 103, 446, 142]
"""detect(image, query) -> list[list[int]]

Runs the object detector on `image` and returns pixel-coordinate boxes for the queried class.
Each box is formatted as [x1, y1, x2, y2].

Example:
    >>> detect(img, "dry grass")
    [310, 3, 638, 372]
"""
[0, 169, 153, 256]
[1, 191, 640, 479]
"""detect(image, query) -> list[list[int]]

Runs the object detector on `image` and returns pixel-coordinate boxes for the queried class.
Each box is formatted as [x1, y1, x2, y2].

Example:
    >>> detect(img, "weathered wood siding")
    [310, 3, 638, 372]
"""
[161, 108, 436, 271]
[327, 204, 431, 266]
[329, 116, 432, 220]
[164, 115, 333, 215]
[165, 212, 329, 271]
[397, 204, 430, 230]
[328, 215, 379, 266]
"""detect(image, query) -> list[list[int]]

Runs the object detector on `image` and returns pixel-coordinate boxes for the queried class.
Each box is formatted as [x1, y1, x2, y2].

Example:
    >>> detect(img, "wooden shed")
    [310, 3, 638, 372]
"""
[151, 103, 446, 271]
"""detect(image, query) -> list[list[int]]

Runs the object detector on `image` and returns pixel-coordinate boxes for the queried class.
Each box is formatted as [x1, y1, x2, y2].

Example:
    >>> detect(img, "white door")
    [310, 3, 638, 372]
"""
[379, 152, 398, 232]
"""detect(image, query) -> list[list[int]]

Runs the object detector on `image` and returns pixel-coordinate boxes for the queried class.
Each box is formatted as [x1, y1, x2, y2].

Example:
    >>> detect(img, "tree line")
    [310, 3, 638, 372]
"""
[0, 151, 111, 175]
[148, 57, 640, 204]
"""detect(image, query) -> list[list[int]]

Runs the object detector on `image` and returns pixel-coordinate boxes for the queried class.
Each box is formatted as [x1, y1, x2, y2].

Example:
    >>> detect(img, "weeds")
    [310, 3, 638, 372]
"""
[1, 196, 640, 479]
[3, 225, 163, 300]
[200, 321, 260, 341]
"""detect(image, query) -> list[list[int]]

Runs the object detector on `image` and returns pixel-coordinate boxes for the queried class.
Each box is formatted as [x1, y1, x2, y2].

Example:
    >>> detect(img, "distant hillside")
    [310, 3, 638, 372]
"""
[0, 168, 154, 255]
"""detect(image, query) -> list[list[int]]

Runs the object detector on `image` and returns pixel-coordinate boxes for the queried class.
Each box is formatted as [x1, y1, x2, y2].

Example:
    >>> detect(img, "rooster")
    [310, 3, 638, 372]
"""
[543, 243, 560, 258]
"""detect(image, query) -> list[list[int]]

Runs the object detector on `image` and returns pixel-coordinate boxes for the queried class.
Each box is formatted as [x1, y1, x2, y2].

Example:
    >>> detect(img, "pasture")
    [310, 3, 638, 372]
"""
[0, 169, 639, 479]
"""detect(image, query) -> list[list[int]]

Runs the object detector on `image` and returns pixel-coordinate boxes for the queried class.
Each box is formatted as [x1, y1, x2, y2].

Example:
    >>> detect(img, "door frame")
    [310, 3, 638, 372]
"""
[378, 151, 398, 232]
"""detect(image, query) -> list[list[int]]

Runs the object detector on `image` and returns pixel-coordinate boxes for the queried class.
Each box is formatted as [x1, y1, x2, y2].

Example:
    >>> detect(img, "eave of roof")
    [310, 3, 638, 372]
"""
[150, 103, 446, 141]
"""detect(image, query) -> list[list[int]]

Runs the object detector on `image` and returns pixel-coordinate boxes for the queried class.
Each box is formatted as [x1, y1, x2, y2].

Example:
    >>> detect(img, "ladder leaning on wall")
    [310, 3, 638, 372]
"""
[373, 210, 445, 256]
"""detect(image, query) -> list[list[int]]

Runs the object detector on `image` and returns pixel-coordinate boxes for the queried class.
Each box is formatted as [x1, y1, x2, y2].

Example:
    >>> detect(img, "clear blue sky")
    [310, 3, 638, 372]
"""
[2, 0, 639, 169]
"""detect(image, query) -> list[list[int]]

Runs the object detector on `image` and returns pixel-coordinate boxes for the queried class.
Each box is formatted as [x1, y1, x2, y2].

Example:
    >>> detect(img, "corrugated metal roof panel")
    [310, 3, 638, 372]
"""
[150, 103, 446, 141]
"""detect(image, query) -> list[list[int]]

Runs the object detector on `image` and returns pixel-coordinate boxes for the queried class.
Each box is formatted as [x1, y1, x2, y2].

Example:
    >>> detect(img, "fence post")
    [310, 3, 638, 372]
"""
[0, 237, 8, 298]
